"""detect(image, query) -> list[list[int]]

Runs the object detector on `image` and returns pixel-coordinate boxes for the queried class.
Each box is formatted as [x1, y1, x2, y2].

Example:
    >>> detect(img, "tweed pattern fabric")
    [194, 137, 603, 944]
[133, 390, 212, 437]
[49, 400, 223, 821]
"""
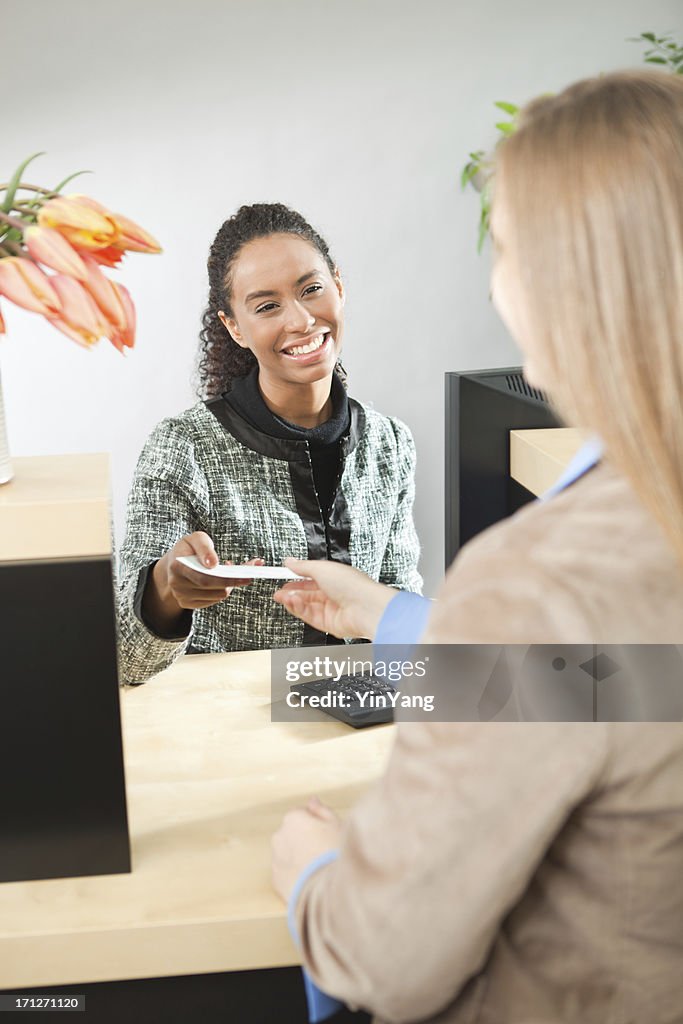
[116, 400, 422, 684]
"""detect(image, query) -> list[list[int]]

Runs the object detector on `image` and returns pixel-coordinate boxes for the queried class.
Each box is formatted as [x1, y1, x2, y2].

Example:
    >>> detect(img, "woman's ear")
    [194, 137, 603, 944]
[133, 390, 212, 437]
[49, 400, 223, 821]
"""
[333, 268, 345, 306]
[218, 310, 246, 348]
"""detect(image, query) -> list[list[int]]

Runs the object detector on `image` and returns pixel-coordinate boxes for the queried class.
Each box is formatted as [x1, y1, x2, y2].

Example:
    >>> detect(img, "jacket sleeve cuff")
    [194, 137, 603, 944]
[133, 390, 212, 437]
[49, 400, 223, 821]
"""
[288, 850, 343, 1024]
[287, 848, 339, 944]
[133, 562, 193, 641]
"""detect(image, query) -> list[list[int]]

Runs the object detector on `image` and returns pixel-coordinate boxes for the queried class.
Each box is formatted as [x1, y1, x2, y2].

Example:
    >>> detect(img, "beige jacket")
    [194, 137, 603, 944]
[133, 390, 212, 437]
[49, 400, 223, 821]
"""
[295, 462, 683, 1023]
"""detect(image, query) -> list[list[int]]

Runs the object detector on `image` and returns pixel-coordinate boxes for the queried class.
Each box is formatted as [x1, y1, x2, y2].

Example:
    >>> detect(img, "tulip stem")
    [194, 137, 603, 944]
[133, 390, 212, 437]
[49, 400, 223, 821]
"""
[2, 240, 26, 258]
[0, 182, 56, 197]
[0, 210, 26, 233]
[10, 204, 39, 222]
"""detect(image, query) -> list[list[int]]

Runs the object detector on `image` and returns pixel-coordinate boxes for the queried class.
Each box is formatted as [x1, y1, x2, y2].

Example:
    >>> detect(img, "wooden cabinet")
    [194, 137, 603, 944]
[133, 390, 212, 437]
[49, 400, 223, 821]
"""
[0, 455, 130, 883]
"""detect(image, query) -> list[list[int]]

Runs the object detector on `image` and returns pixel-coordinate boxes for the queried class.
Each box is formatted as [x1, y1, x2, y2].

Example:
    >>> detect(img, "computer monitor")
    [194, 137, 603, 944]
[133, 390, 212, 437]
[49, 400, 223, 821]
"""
[445, 367, 560, 568]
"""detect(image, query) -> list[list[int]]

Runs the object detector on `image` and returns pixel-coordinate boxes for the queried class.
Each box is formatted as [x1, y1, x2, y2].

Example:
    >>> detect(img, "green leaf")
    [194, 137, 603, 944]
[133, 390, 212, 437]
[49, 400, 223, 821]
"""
[460, 163, 477, 189]
[495, 121, 516, 135]
[477, 214, 489, 254]
[51, 169, 92, 194]
[0, 227, 24, 245]
[645, 56, 668, 64]
[1, 152, 45, 214]
[494, 100, 518, 115]
[641, 32, 657, 42]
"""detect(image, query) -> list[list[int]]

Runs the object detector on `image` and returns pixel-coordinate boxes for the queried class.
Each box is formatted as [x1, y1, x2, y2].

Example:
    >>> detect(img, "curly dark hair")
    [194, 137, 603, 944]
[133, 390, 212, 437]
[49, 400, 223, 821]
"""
[197, 203, 347, 398]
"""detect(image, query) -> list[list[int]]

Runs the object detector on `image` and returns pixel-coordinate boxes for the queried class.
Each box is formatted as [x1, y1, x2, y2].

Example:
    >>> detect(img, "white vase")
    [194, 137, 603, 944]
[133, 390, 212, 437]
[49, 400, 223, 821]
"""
[0, 361, 13, 485]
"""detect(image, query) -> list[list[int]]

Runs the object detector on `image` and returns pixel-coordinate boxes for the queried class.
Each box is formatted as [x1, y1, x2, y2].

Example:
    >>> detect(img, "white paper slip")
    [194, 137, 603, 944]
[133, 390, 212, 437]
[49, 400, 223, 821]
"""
[175, 555, 308, 581]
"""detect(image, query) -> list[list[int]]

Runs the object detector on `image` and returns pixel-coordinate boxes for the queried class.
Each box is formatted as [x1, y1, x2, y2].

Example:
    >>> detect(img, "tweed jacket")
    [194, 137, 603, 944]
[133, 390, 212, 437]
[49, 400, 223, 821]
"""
[116, 396, 422, 684]
[295, 462, 683, 1024]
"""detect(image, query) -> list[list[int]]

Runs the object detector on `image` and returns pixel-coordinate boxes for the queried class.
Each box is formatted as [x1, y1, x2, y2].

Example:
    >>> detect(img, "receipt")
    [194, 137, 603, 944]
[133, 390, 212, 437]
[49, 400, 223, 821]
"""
[175, 555, 308, 581]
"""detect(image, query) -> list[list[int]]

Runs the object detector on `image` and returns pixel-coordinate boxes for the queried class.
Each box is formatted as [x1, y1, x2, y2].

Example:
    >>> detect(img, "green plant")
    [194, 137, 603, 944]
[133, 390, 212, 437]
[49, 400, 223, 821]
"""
[629, 31, 683, 73]
[461, 102, 518, 252]
[462, 31, 682, 252]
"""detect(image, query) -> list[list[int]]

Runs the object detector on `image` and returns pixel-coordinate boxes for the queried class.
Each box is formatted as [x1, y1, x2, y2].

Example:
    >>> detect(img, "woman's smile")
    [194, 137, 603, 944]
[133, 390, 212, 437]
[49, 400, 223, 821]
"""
[280, 329, 333, 361]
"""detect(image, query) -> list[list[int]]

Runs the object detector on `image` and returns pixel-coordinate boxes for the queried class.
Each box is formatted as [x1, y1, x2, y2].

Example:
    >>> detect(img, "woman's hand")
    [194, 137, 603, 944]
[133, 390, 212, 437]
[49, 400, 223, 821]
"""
[142, 532, 263, 635]
[271, 796, 342, 904]
[273, 558, 396, 640]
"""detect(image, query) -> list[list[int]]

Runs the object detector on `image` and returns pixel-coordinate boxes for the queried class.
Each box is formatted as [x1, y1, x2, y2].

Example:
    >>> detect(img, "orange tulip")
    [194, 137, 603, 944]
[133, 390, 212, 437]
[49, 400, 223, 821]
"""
[49, 274, 107, 346]
[24, 226, 88, 281]
[110, 212, 161, 254]
[107, 282, 136, 351]
[67, 194, 111, 216]
[37, 196, 119, 251]
[69, 195, 160, 254]
[86, 245, 125, 268]
[80, 255, 126, 330]
[0, 303, 5, 335]
[47, 317, 97, 350]
[0, 257, 62, 316]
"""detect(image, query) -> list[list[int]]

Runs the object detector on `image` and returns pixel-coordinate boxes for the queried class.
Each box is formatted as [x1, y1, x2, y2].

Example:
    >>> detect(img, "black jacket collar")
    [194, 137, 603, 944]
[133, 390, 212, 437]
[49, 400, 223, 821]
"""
[205, 391, 365, 462]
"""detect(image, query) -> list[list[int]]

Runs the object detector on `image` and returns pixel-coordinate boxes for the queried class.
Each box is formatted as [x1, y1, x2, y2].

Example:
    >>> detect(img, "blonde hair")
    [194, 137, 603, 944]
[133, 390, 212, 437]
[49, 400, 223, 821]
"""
[496, 70, 683, 563]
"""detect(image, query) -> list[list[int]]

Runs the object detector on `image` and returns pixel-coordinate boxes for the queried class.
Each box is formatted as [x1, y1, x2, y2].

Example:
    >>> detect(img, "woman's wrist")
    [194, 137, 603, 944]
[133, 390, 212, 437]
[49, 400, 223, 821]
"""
[142, 556, 187, 636]
[358, 582, 398, 640]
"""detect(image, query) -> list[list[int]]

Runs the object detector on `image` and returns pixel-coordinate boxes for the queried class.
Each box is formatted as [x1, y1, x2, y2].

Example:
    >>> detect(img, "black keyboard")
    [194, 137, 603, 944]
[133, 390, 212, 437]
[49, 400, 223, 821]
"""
[290, 672, 396, 728]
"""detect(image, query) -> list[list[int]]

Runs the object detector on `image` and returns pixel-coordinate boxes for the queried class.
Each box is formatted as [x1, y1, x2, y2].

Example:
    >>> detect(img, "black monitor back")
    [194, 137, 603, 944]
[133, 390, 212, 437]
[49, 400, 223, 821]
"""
[0, 556, 130, 883]
[445, 368, 560, 567]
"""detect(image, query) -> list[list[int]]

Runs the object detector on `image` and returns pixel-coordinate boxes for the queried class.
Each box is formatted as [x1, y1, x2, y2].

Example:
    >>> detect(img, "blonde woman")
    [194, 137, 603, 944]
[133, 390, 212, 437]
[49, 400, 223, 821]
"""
[269, 71, 683, 1023]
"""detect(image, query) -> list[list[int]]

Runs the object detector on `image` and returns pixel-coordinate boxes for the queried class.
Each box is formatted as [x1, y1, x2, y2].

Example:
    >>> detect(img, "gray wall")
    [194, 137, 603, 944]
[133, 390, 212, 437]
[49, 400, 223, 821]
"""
[2, 0, 680, 593]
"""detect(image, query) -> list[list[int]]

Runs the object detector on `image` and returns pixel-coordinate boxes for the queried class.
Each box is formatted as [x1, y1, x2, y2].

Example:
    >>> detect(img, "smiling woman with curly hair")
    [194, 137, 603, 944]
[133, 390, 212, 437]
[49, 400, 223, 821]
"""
[116, 203, 422, 684]
[197, 203, 348, 399]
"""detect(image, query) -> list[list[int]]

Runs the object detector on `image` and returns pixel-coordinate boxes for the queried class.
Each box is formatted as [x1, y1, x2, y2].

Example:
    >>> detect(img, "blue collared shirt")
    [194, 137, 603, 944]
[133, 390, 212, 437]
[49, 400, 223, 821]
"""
[539, 435, 603, 500]
[287, 850, 342, 1022]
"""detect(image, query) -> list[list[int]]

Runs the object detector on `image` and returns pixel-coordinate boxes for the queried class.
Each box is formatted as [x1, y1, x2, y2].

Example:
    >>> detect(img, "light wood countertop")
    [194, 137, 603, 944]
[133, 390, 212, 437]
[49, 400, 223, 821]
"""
[0, 454, 111, 562]
[510, 428, 585, 497]
[0, 650, 394, 988]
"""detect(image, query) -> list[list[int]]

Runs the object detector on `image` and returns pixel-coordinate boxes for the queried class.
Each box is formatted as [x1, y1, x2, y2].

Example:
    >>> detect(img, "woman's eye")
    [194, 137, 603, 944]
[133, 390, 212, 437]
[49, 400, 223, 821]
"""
[303, 284, 323, 296]
[256, 302, 278, 314]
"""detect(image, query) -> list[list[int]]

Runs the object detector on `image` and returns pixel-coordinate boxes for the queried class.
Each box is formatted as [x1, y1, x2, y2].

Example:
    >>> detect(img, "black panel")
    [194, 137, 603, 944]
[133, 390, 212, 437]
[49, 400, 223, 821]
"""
[445, 368, 561, 566]
[0, 968, 371, 1023]
[0, 558, 130, 882]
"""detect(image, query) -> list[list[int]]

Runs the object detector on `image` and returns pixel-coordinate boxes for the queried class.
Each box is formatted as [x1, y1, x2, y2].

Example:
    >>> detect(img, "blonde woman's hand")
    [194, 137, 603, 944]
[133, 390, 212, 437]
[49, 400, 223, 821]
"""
[273, 558, 396, 639]
[271, 796, 341, 904]
[143, 532, 263, 635]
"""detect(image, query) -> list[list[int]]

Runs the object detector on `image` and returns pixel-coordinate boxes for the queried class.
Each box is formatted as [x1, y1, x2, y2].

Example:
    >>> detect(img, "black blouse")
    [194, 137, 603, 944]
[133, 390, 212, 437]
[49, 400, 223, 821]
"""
[222, 368, 350, 520]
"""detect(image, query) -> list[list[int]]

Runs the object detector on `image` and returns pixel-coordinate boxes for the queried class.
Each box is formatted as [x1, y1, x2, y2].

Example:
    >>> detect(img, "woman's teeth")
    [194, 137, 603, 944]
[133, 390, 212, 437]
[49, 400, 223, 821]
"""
[286, 333, 327, 356]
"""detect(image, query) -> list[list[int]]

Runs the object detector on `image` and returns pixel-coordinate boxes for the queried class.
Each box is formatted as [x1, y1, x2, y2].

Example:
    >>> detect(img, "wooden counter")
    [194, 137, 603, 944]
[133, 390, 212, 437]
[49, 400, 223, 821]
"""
[510, 427, 585, 497]
[0, 650, 394, 989]
[0, 454, 111, 561]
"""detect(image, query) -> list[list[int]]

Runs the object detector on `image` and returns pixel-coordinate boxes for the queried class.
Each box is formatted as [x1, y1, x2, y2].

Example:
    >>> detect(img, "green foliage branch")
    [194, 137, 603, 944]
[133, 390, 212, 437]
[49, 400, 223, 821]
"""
[461, 31, 683, 252]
